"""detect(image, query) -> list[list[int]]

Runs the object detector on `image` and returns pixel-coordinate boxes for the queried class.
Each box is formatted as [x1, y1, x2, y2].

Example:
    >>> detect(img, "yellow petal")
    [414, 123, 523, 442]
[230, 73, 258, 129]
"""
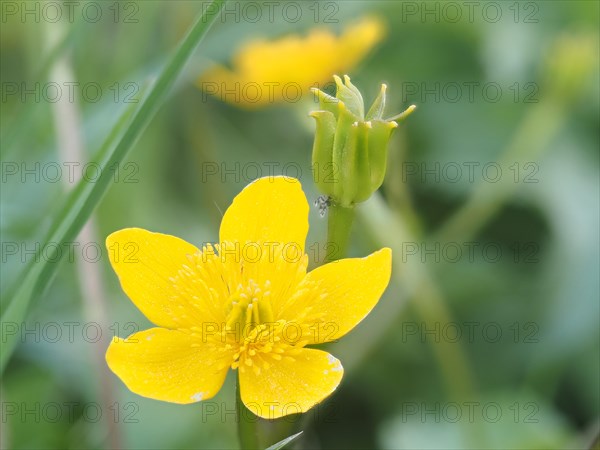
[106, 228, 222, 328]
[239, 348, 343, 419]
[219, 176, 309, 252]
[196, 17, 385, 108]
[277, 248, 392, 343]
[106, 328, 231, 404]
[339, 17, 386, 71]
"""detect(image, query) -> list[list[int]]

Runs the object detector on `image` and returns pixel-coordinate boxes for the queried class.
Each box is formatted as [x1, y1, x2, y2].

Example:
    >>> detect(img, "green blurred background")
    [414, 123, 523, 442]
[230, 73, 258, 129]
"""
[1, 1, 598, 449]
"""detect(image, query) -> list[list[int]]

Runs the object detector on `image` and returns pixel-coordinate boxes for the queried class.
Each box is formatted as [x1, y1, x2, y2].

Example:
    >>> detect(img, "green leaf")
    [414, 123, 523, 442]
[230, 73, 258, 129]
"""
[264, 432, 303, 450]
[0, 0, 226, 373]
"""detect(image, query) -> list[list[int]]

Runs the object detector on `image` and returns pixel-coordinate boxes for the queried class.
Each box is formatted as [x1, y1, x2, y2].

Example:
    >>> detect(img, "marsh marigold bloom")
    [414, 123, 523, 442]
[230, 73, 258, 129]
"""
[197, 17, 386, 108]
[105, 177, 391, 419]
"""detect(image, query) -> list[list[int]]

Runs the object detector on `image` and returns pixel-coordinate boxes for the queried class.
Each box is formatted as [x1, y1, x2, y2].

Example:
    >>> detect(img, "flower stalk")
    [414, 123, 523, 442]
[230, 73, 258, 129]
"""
[325, 202, 355, 263]
[236, 380, 260, 450]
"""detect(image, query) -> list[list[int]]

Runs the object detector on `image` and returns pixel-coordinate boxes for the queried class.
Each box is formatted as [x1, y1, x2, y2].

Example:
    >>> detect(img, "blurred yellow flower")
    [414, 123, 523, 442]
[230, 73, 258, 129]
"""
[105, 177, 391, 419]
[197, 17, 386, 108]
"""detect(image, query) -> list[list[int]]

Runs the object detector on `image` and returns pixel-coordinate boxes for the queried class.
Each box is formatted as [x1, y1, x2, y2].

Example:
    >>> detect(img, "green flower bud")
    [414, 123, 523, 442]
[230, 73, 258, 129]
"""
[310, 75, 415, 207]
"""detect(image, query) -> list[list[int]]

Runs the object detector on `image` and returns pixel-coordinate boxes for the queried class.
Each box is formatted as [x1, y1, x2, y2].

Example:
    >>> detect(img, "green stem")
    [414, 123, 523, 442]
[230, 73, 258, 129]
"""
[236, 380, 260, 450]
[358, 194, 476, 400]
[325, 202, 355, 262]
[434, 97, 563, 243]
[589, 430, 600, 450]
[356, 195, 483, 447]
[235, 382, 302, 449]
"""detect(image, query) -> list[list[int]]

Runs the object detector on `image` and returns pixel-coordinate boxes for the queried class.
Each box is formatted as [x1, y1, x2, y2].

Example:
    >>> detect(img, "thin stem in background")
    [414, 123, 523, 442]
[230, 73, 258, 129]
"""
[357, 194, 477, 400]
[46, 19, 122, 449]
[433, 98, 565, 244]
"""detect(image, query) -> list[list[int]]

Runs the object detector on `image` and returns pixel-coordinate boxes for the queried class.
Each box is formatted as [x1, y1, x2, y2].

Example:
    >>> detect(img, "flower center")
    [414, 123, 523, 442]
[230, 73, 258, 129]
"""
[223, 279, 307, 375]
[225, 279, 274, 335]
[175, 242, 309, 375]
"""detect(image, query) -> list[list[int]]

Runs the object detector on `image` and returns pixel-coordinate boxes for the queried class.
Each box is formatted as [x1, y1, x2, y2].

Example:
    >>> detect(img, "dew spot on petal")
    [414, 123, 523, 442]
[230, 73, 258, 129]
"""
[327, 354, 343, 372]
[191, 392, 205, 402]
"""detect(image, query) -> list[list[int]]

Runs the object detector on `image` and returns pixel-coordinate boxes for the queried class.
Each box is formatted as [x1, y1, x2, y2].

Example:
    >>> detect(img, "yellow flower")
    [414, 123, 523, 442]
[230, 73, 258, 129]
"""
[105, 177, 391, 419]
[197, 17, 386, 108]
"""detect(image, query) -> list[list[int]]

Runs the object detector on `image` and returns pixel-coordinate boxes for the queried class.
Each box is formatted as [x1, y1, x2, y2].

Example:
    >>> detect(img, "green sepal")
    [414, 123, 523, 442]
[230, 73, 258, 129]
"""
[333, 75, 363, 120]
[310, 74, 414, 207]
[366, 83, 387, 121]
[311, 87, 339, 118]
[331, 102, 358, 205]
[350, 121, 373, 204]
[310, 110, 337, 196]
[368, 119, 398, 191]
[339, 122, 359, 207]
[342, 75, 365, 116]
